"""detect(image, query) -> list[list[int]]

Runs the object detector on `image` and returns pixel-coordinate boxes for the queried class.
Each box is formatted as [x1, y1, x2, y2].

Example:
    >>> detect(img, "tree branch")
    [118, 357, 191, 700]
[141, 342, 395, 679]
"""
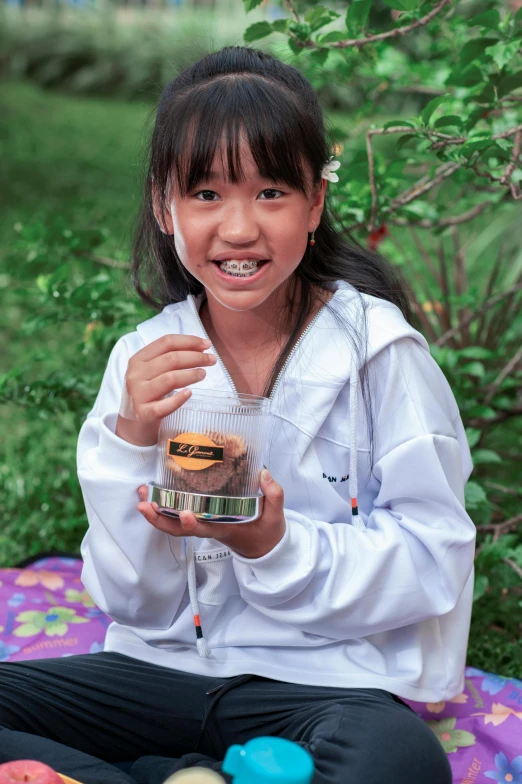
[388, 161, 461, 211]
[477, 514, 522, 539]
[429, 121, 522, 151]
[363, 120, 521, 231]
[503, 557, 522, 581]
[436, 281, 522, 346]
[468, 406, 522, 428]
[284, 0, 300, 23]
[388, 200, 492, 229]
[295, 0, 452, 50]
[499, 128, 522, 201]
[485, 481, 522, 499]
[484, 345, 522, 405]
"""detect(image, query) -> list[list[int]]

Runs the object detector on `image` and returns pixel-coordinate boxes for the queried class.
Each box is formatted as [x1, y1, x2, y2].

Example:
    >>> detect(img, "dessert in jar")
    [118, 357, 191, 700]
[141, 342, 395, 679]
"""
[148, 389, 271, 523]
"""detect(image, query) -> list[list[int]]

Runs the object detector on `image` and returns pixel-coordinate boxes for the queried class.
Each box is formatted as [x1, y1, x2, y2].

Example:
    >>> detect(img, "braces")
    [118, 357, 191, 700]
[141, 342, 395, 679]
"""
[219, 260, 260, 277]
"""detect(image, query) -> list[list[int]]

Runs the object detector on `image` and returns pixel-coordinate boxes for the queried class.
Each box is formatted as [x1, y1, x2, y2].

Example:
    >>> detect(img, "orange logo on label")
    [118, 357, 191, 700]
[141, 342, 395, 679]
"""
[167, 432, 224, 471]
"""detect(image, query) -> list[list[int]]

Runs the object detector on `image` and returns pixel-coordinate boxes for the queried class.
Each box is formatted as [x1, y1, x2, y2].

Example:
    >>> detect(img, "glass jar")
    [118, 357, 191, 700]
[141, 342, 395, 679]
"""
[147, 389, 271, 523]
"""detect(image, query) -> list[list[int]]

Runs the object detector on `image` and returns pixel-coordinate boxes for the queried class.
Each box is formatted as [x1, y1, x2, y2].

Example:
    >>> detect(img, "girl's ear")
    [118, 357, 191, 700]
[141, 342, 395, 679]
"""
[152, 181, 174, 235]
[308, 177, 328, 233]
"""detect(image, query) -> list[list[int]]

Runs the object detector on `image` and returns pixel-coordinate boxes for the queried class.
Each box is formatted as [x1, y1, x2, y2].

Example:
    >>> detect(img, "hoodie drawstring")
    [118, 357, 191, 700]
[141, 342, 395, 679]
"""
[349, 352, 366, 532]
[186, 536, 211, 658]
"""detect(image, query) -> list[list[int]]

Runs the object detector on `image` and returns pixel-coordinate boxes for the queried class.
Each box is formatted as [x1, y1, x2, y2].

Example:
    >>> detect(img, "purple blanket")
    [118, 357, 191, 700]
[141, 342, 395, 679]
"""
[0, 556, 520, 782]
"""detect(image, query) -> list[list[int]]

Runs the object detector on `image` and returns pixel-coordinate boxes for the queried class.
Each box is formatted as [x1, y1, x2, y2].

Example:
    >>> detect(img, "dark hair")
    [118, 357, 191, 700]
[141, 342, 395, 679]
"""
[130, 45, 415, 479]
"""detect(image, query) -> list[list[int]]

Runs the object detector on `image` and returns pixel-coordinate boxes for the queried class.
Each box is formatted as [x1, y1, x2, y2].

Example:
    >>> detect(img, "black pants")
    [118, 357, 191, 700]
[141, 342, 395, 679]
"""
[0, 652, 451, 784]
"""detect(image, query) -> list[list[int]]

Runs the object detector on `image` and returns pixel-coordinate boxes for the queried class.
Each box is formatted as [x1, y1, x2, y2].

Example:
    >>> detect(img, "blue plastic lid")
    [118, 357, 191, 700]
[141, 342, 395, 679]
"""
[222, 737, 314, 784]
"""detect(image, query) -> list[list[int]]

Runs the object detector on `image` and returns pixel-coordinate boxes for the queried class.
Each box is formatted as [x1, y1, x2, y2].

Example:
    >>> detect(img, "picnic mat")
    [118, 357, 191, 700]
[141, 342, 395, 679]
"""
[1, 555, 520, 783]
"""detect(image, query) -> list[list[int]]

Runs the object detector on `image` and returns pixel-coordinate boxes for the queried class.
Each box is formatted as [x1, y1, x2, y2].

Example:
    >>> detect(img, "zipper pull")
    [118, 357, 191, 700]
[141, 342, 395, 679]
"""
[206, 682, 225, 695]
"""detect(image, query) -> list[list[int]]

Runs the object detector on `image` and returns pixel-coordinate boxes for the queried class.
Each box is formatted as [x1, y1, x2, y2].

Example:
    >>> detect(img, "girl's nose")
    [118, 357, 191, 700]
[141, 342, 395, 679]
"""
[218, 204, 260, 245]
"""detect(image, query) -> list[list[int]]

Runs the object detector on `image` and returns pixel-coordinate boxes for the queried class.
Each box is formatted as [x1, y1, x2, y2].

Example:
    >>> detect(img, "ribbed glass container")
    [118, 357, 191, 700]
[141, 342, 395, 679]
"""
[153, 389, 271, 501]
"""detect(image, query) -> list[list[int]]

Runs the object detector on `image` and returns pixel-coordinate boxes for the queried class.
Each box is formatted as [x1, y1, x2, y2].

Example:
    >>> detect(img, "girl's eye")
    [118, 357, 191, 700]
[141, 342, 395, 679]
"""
[259, 189, 284, 200]
[194, 190, 219, 202]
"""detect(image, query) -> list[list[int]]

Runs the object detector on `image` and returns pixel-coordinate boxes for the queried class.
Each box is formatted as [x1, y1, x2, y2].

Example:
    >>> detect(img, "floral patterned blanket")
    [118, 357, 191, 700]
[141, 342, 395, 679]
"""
[0, 556, 520, 783]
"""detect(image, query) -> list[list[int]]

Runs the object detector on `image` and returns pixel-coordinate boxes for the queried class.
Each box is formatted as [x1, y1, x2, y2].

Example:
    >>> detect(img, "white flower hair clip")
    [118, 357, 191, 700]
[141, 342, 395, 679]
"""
[321, 158, 341, 183]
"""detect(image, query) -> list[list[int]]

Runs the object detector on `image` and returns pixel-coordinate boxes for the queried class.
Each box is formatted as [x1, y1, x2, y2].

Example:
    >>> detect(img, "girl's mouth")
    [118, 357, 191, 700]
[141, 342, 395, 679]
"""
[211, 259, 270, 285]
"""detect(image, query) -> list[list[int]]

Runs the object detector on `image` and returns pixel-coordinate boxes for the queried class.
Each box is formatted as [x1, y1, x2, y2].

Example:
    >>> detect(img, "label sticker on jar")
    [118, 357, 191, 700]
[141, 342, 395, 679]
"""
[167, 432, 224, 471]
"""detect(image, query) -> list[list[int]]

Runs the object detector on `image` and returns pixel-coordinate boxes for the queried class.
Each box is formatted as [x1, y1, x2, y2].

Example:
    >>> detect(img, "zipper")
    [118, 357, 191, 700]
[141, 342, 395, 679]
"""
[190, 294, 327, 401]
[190, 295, 239, 396]
[267, 304, 325, 401]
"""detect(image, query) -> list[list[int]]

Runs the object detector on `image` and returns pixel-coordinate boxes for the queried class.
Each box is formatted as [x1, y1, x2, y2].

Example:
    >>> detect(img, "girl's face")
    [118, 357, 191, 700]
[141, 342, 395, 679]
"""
[156, 138, 327, 315]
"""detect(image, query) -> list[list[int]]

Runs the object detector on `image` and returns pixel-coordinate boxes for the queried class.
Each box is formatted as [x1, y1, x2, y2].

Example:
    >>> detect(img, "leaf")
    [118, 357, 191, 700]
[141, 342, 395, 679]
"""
[459, 38, 499, 67]
[472, 449, 502, 465]
[310, 48, 330, 67]
[346, 0, 372, 31]
[401, 200, 438, 220]
[465, 481, 488, 509]
[445, 64, 484, 88]
[243, 22, 274, 43]
[383, 120, 416, 131]
[304, 5, 326, 25]
[460, 138, 495, 156]
[433, 115, 464, 130]
[458, 347, 495, 360]
[242, 0, 264, 11]
[421, 95, 451, 126]
[305, 6, 339, 32]
[485, 41, 520, 71]
[475, 535, 519, 567]
[396, 134, 418, 150]
[473, 574, 489, 603]
[461, 361, 485, 378]
[466, 405, 497, 420]
[287, 37, 304, 56]
[271, 19, 289, 33]
[468, 10, 500, 30]
[381, 0, 419, 11]
[465, 428, 481, 449]
[498, 70, 522, 99]
[318, 30, 348, 43]
[288, 21, 312, 41]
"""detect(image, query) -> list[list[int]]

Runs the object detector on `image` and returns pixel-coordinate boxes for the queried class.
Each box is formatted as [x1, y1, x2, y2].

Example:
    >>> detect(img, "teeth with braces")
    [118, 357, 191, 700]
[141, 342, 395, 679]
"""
[219, 260, 261, 277]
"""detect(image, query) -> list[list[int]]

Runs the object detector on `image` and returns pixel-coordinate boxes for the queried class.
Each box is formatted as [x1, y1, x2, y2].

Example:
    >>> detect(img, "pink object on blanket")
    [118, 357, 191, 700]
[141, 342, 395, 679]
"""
[0, 556, 520, 783]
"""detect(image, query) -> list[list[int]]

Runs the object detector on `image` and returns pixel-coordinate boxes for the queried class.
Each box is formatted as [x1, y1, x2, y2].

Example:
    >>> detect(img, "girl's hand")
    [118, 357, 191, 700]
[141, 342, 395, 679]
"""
[136, 470, 286, 559]
[117, 334, 217, 446]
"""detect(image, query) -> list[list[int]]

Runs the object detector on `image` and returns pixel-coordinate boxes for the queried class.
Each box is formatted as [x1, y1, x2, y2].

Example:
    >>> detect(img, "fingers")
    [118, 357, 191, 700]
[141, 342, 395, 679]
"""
[136, 486, 184, 536]
[136, 486, 213, 538]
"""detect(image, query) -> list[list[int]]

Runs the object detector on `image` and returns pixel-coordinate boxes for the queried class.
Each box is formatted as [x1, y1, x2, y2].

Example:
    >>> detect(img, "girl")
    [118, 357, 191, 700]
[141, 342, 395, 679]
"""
[0, 46, 476, 784]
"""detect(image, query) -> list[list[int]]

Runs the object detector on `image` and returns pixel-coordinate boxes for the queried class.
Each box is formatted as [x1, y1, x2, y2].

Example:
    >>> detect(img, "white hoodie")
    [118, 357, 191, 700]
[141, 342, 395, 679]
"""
[77, 280, 477, 703]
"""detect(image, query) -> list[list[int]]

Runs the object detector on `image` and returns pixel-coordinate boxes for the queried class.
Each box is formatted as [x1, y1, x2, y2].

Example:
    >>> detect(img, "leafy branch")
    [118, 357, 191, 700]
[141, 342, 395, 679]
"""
[282, 0, 453, 51]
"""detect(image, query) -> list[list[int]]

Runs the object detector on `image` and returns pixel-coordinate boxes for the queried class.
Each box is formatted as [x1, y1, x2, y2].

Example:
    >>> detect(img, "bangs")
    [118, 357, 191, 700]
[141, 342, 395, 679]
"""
[155, 75, 323, 201]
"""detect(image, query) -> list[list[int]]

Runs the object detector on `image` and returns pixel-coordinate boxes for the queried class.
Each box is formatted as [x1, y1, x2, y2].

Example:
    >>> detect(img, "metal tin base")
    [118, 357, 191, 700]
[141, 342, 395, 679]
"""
[147, 483, 264, 523]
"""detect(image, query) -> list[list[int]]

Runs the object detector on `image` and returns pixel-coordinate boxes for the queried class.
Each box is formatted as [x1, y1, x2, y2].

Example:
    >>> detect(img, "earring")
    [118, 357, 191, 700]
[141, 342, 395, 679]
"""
[309, 227, 316, 246]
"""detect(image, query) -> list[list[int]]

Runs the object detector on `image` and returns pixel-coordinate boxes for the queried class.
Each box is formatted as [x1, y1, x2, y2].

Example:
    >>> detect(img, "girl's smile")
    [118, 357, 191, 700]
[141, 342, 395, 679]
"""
[211, 257, 271, 286]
